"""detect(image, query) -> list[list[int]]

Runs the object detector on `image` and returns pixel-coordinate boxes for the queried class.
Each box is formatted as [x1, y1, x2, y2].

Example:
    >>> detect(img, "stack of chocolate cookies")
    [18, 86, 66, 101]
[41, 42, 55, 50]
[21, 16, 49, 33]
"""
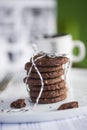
[24, 52, 69, 104]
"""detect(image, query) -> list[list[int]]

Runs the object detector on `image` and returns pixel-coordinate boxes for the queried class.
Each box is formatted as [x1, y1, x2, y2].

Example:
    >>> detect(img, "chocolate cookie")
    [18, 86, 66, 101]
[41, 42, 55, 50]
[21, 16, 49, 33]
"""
[28, 80, 66, 91]
[10, 99, 26, 108]
[24, 52, 69, 104]
[29, 69, 64, 79]
[30, 53, 69, 67]
[30, 87, 67, 98]
[26, 77, 62, 86]
[31, 94, 67, 104]
[25, 62, 62, 73]
[58, 101, 78, 110]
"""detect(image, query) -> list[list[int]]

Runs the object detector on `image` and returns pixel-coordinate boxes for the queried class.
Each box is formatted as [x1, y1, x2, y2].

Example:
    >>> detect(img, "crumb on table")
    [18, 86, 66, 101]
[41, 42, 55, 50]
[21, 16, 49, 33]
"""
[58, 101, 78, 110]
[10, 99, 26, 109]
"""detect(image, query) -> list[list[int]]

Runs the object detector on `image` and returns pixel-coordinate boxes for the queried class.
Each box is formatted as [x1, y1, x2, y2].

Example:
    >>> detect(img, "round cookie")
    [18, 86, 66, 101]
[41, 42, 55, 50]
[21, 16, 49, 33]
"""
[25, 62, 63, 73]
[30, 87, 67, 98]
[30, 94, 67, 104]
[28, 80, 66, 91]
[29, 69, 64, 79]
[30, 53, 69, 67]
[26, 77, 62, 86]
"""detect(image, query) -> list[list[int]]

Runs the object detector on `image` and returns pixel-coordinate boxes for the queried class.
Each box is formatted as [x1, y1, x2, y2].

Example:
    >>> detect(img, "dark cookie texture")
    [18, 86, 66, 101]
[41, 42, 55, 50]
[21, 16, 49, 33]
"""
[25, 62, 62, 73]
[25, 77, 62, 86]
[30, 87, 67, 98]
[30, 53, 69, 66]
[24, 52, 69, 104]
[58, 101, 78, 110]
[10, 99, 26, 108]
[29, 69, 64, 79]
[28, 80, 66, 91]
[31, 94, 67, 104]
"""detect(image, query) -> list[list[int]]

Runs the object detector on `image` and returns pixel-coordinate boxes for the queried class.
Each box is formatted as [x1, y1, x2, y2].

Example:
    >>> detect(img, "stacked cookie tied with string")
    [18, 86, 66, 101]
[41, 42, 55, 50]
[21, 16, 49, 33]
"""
[24, 52, 69, 104]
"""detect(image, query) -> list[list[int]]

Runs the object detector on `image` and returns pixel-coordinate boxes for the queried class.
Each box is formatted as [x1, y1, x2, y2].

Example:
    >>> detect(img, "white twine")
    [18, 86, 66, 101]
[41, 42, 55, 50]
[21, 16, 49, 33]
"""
[25, 52, 46, 108]
[25, 52, 70, 109]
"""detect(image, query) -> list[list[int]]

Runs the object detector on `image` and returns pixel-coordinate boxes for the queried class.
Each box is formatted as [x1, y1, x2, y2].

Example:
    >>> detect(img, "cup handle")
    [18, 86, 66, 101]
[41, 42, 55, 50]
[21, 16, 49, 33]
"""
[72, 40, 86, 62]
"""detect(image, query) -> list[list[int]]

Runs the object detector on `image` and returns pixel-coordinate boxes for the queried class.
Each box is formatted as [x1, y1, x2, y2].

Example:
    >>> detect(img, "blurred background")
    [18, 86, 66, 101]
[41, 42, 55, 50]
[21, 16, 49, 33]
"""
[0, 0, 87, 81]
[58, 0, 87, 68]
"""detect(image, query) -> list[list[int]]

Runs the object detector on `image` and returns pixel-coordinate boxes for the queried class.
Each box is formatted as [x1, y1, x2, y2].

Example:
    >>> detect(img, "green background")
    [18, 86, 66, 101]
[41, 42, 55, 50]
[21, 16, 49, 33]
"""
[57, 0, 87, 68]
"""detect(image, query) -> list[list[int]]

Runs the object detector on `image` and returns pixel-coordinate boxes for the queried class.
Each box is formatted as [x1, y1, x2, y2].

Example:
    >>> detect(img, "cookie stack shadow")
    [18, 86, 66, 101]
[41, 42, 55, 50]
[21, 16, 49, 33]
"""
[24, 53, 69, 104]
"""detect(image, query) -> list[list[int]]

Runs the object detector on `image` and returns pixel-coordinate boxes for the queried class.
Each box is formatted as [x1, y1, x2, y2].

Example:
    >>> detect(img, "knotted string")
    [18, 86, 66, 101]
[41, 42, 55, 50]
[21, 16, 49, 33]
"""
[25, 52, 70, 108]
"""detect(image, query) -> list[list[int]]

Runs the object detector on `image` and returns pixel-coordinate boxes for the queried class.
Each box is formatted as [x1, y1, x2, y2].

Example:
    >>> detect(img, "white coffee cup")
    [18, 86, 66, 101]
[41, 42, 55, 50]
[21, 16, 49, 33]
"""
[37, 33, 86, 66]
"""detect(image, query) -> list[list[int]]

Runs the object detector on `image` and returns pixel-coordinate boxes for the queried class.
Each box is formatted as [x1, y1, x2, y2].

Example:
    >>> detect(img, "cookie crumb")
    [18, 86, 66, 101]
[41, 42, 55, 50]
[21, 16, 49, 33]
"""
[58, 101, 78, 110]
[10, 99, 26, 109]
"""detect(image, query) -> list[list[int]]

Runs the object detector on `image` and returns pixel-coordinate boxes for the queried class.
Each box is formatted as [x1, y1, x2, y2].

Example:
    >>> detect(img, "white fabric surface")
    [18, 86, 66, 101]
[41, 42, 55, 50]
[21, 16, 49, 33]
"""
[0, 69, 87, 129]
[0, 115, 87, 130]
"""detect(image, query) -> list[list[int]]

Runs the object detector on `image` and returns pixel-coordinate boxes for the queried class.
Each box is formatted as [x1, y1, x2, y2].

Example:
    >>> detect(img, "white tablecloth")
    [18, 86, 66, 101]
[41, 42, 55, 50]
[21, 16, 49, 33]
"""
[0, 115, 87, 130]
[0, 69, 87, 130]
